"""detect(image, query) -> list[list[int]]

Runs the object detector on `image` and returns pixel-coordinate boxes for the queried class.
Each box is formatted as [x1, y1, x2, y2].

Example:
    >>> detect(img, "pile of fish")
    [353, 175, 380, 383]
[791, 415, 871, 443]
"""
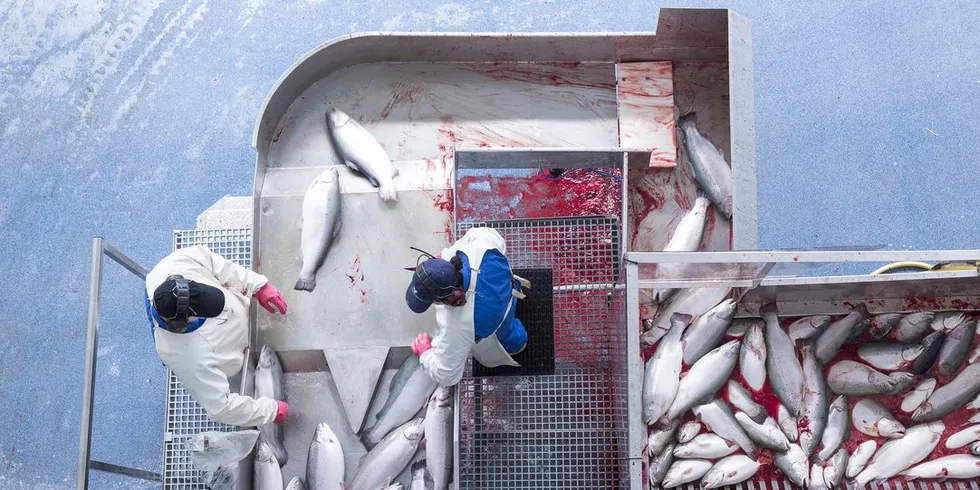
[237, 350, 453, 490]
[642, 296, 980, 489]
[295, 108, 399, 292]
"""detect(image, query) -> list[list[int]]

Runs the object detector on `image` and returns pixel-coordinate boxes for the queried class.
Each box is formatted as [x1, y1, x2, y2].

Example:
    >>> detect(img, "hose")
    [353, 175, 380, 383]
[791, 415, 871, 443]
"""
[870, 261, 934, 275]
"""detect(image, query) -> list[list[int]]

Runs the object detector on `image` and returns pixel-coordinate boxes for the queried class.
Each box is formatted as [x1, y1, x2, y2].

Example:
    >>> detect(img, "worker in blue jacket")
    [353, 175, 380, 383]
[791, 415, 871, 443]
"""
[406, 227, 529, 386]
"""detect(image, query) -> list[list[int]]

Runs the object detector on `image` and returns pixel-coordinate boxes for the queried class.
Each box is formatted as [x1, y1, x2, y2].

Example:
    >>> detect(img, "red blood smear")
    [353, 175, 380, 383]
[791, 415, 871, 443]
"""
[456, 171, 621, 223]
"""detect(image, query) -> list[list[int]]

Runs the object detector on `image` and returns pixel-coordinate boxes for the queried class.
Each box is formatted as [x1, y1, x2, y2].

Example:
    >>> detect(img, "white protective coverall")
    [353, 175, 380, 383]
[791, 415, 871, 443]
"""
[419, 228, 521, 386]
[145, 245, 277, 427]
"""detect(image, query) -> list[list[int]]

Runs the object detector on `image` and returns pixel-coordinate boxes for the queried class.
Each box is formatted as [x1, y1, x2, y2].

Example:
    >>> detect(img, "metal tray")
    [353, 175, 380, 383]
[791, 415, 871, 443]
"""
[243, 8, 755, 489]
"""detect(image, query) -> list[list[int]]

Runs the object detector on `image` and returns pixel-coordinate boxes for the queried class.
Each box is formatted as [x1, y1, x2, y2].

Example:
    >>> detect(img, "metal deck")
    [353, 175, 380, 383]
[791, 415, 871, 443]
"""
[163, 228, 253, 489]
[457, 217, 628, 489]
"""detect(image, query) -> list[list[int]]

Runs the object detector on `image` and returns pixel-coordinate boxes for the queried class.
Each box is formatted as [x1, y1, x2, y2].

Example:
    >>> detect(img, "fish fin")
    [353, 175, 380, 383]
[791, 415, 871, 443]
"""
[333, 214, 342, 238]
[343, 160, 359, 172]
[378, 183, 398, 202]
[677, 112, 697, 126]
[294, 277, 316, 292]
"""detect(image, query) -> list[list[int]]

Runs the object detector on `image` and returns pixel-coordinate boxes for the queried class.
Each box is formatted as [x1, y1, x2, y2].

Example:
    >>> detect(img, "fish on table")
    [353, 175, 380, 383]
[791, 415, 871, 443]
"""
[425, 386, 454, 490]
[677, 112, 732, 219]
[295, 167, 342, 292]
[325, 108, 399, 201]
[306, 422, 345, 490]
[350, 419, 425, 490]
[255, 345, 288, 465]
[362, 356, 437, 448]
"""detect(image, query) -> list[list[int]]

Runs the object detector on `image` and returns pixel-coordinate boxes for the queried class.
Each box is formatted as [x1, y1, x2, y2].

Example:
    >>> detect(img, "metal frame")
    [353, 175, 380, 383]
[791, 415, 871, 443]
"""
[624, 249, 980, 490]
[77, 237, 155, 490]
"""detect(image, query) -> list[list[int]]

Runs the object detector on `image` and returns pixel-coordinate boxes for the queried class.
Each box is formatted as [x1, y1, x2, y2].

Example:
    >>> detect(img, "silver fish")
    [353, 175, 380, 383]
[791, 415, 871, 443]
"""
[682, 299, 737, 365]
[295, 167, 342, 291]
[913, 363, 980, 421]
[901, 454, 980, 480]
[306, 422, 345, 490]
[823, 449, 848, 488]
[847, 318, 871, 341]
[692, 399, 757, 458]
[778, 404, 799, 441]
[654, 194, 711, 303]
[647, 421, 679, 457]
[667, 341, 740, 420]
[895, 312, 936, 342]
[649, 443, 675, 487]
[816, 396, 850, 462]
[774, 443, 810, 487]
[901, 378, 936, 413]
[325, 108, 398, 201]
[846, 440, 877, 478]
[808, 463, 826, 490]
[672, 433, 738, 459]
[887, 372, 915, 395]
[788, 315, 832, 344]
[913, 330, 945, 374]
[662, 459, 713, 489]
[827, 360, 896, 396]
[677, 421, 703, 444]
[362, 356, 437, 448]
[852, 399, 905, 438]
[761, 303, 804, 416]
[856, 342, 924, 371]
[800, 342, 828, 457]
[735, 413, 790, 451]
[410, 460, 427, 490]
[972, 441, 980, 456]
[701, 455, 759, 489]
[932, 311, 967, 332]
[255, 345, 288, 465]
[677, 112, 733, 218]
[938, 319, 975, 376]
[641, 288, 731, 346]
[285, 477, 306, 490]
[254, 442, 283, 490]
[854, 421, 945, 488]
[350, 419, 425, 490]
[869, 313, 903, 339]
[815, 303, 870, 363]
[726, 380, 766, 423]
[727, 318, 760, 338]
[739, 323, 767, 391]
[425, 386, 453, 490]
[945, 425, 980, 449]
[644, 314, 689, 425]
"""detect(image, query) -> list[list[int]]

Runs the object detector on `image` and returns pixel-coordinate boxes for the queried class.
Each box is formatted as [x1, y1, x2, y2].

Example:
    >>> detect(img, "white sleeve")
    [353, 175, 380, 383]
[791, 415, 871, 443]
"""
[188, 245, 269, 297]
[418, 308, 474, 386]
[462, 227, 506, 254]
[169, 346, 279, 427]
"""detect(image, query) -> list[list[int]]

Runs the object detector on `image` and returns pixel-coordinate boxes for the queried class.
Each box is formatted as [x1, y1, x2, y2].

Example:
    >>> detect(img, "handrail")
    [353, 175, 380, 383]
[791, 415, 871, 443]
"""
[76, 237, 157, 489]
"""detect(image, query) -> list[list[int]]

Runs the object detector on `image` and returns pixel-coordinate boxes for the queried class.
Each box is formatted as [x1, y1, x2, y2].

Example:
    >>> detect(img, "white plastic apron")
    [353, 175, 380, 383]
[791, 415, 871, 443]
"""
[446, 243, 521, 368]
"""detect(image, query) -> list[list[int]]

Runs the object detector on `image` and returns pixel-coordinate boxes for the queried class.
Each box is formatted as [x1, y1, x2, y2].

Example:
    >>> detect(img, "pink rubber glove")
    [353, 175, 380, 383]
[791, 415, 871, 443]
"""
[256, 284, 287, 314]
[411, 332, 432, 357]
[274, 400, 288, 424]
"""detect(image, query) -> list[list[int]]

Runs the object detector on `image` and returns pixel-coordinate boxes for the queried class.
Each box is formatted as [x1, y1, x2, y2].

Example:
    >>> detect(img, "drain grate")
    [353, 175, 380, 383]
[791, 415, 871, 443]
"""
[457, 216, 628, 490]
[163, 228, 252, 489]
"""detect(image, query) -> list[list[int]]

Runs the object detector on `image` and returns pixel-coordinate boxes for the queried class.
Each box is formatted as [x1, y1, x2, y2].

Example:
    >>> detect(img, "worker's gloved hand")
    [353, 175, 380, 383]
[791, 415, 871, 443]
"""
[411, 332, 432, 357]
[255, 284, 287, 314]
[274, 400, 289, 424]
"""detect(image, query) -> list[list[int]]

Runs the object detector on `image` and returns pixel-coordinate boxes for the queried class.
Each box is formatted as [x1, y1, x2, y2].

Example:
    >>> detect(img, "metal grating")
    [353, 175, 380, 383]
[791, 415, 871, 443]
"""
[457, 216, 628, 489]
[163, 227, 252, 489]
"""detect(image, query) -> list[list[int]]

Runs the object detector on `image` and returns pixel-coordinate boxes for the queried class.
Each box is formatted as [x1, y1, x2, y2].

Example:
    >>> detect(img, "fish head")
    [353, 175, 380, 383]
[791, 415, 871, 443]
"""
[403, 418, 426, 440]
[258, 345, 278, 369]
[256, 441, 276, 463]
[877, 420, 906, 438]
[713, 299, 738, 319]
[719, 340, 741, 358]
[326, 108, 350, 128]
[700, 468, 723, 489]
[314, 422, 338, 443]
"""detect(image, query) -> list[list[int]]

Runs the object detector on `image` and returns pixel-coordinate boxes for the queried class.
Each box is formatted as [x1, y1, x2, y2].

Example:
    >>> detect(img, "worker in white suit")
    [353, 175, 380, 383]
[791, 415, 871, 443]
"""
[144, 245, 289, 427]
[406, 227, 529, 386]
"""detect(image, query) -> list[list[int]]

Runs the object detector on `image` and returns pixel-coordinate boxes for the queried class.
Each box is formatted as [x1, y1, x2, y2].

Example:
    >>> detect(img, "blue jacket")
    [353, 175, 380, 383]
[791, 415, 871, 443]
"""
[459, 250, 527, 352]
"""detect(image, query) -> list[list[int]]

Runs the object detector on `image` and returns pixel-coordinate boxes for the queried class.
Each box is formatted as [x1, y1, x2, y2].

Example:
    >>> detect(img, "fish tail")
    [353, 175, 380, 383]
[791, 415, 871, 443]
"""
[378, 184, 398, 202]
[677, 111, 697, 127]
[294, 276, 316, 292]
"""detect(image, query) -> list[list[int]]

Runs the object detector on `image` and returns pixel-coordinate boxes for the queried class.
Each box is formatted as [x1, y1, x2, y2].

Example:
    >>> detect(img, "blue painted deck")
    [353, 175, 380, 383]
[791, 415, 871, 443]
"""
[0, 1, 978, 488]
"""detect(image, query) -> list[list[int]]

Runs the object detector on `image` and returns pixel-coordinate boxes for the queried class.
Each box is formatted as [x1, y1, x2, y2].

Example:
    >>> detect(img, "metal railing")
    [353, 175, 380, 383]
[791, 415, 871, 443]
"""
[76, 237, 157, 489]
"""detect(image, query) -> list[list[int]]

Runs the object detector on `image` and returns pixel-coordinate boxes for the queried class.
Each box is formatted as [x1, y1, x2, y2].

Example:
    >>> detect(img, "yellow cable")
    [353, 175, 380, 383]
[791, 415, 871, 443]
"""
[870, 261, 934, 275]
